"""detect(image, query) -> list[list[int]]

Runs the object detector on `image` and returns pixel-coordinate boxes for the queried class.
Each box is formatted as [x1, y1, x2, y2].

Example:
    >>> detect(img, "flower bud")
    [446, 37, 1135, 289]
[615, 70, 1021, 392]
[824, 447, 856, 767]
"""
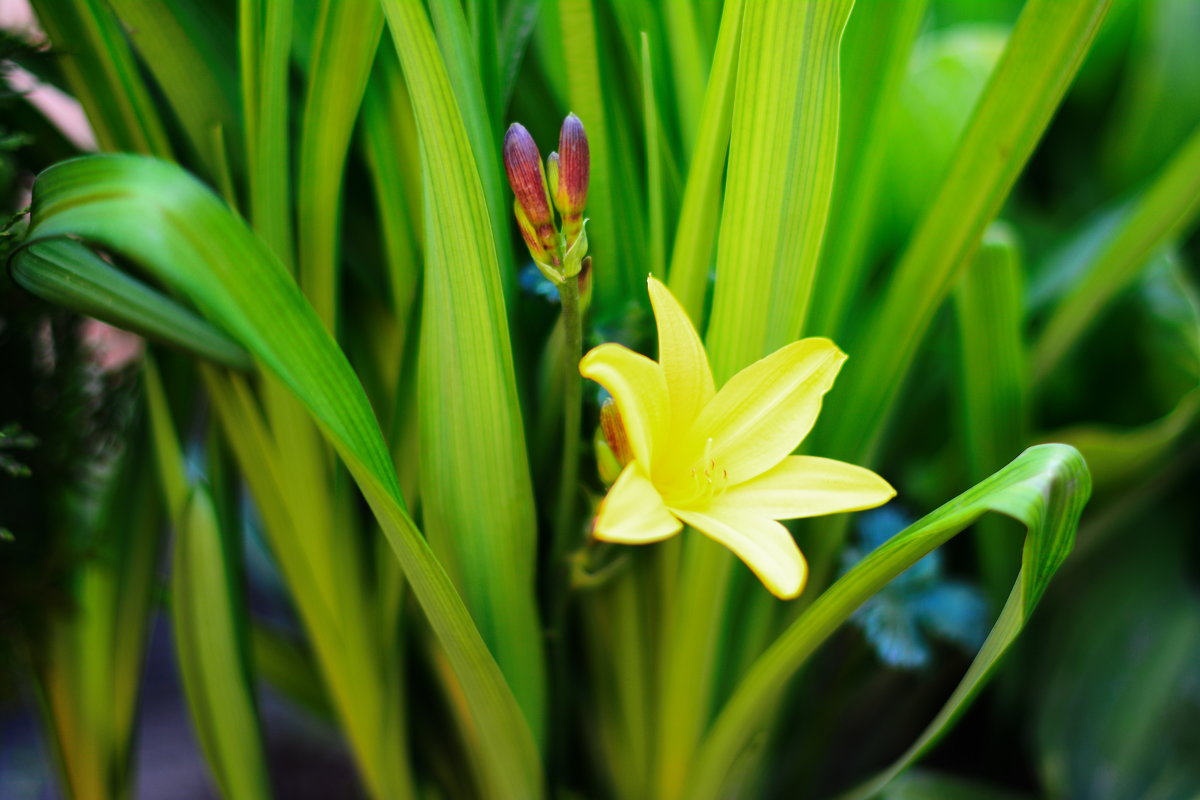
[513, 200, 550, 265]
[556, 114, 589, 213]
[556, 113, 589, 245]
[599, 398, 631, 469]
[503, 123, 557, 254]
[546, 151, 561, 205]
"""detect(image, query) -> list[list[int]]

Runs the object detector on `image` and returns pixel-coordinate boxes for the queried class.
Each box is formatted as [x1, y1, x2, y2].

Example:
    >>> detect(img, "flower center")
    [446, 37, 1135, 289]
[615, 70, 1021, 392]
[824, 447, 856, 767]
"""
[675, 437, 729, 507]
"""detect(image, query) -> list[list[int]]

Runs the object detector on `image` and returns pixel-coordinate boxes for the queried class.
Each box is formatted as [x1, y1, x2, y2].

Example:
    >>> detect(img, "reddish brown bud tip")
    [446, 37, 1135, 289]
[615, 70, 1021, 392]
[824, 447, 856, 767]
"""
[599, 398, 632, 468]
[503, 123, 552, 226]
[556, 113, 589, 216]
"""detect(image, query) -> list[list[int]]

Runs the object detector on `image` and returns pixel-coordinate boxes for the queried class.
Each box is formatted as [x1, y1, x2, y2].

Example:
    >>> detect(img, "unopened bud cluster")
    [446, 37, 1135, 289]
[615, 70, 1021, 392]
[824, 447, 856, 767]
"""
[503, 114, 590, 284]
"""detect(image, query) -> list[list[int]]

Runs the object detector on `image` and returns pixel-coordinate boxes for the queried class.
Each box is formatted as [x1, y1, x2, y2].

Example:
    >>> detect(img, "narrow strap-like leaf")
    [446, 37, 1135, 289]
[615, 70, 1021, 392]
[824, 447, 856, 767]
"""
[381, 0, 547, 750]
[21, 153, 543, 800]
[818, 0, 1111, 465]
[686, 444, 1090, 798]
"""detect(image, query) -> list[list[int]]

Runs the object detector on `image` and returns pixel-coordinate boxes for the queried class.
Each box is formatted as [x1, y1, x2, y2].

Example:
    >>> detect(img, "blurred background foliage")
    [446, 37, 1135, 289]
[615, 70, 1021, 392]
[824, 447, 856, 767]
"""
[0, 0, 1196, 797]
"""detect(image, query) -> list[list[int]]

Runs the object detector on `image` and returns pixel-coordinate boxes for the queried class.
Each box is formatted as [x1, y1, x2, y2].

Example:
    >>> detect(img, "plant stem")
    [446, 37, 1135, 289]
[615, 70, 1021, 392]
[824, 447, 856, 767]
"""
[554, 273, 584, 567]
[546, 272, 583, 786]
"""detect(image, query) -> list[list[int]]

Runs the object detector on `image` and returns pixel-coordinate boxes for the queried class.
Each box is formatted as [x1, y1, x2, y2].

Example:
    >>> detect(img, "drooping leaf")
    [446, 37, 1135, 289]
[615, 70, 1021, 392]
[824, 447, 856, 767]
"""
[17, 153, 542, 800]
[686, 444, 1090, 799]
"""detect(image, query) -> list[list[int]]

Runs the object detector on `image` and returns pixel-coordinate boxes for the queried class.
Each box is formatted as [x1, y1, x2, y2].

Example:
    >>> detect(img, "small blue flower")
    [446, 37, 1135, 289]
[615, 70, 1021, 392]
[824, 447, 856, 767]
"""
[843, 505, 989, 669]
[519, 262, 561, 302]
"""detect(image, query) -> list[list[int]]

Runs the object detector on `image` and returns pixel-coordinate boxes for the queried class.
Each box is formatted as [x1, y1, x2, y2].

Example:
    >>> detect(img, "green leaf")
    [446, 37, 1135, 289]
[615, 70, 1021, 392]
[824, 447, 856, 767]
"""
[11, 239, 253, 371]
[381, 0, 546, 750]
[170, 485, 271, 800]
[147, 361, 270, 800]
[685, 444, 1091, 799]
[428, 0, 516, 303]
[361, 43, 423, 322]
[555, 0, 640, 309]
[954, 224, 1029, 601]
[296, 0, 385, 329]
[30, 0, 173, 156]
[20, 153, 542, 800]
[108, 0, 241, 179]
[655, 4, 855, 797]
[642, 32, 666, 279]
[240, 0, 294, 265]
[809, 0, 931, 338]
[1032, 122, 1200, 380]
[819, 0, 1112, 464]
[705, 0, 853, 378]
[665, 0, 743, 323]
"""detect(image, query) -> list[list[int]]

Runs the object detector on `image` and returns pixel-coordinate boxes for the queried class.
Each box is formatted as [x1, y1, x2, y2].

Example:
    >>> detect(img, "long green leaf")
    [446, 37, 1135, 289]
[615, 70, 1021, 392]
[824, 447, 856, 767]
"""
[31, 0, 172, 157]
[954, 224, 1029, 601]
[11, 239, 253, 370]
[381, 0, 546, 750]
[642, 32, 666, 279]
[665, 0, 743, 323]
[686, 444, 1090, 798]
[146, 361, 270, 800]
[809, 0, 930, 338]
[556, 0, 639, 308]
[171, 485, 271, 800]
[1032, 122, 1200, 380]
[819, 0, 1111, 465]
[705, 0, 853, 377]
[654, 5, 854, 798]
[108, 0, 241, 178]
[19, 153, 542, 800]
[428, 0, 516, 303]
[296, 0, 385, 329]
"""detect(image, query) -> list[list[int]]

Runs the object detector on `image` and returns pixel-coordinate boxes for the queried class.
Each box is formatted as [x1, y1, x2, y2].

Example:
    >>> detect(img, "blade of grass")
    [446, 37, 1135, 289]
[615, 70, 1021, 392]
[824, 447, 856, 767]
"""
[498, 0, 541, 111]
[557, 0, 639, 309]
[705, 0, 852, 375]
[20, 154, 542, 799]
[687, 444, 1090, 798]
[240, 0, 294, 267]
[363, 43, 423, 322]
[662, 0, 710, 158]
[170, 486, 271, 800]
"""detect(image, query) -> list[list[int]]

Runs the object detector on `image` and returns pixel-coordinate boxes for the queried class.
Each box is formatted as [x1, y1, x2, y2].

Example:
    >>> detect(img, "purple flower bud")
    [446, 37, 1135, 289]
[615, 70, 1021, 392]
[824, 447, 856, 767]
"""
[556, 113, 589, 217]
[503, 123, 553, 228]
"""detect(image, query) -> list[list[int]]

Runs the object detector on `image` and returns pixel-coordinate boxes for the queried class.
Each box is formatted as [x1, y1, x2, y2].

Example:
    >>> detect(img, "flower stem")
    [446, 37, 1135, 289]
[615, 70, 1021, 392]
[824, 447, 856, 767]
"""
[554, 273, 584, 562]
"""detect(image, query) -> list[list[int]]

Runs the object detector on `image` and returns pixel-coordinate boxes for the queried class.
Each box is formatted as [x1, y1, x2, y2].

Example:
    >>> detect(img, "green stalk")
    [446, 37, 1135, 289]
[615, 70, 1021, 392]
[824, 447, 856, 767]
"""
[554, 274, 585, 555]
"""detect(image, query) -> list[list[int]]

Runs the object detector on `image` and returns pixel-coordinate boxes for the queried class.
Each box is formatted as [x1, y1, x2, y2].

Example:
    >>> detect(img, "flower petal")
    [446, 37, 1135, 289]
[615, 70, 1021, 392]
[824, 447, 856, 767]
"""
[673, 508, 807, 599]
[689, 338, 846, 485]
[647, 276, 714, 433]
[594, 462, 682, 544]
[581, 343, 669, 466]
[712, 456, 895, 519]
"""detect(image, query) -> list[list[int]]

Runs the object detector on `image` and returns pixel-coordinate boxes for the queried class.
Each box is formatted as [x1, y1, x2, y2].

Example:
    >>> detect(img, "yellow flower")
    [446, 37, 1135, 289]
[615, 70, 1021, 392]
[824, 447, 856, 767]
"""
[581, 277, 895, 599]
